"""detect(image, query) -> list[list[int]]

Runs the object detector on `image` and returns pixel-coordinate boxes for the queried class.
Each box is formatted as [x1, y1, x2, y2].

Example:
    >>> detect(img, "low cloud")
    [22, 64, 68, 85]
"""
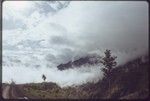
[2, 1, 148, 86]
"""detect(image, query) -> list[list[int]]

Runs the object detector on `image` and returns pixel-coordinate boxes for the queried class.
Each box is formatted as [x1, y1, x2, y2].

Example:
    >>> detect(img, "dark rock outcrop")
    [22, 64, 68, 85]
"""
[57, 55, 102, 70]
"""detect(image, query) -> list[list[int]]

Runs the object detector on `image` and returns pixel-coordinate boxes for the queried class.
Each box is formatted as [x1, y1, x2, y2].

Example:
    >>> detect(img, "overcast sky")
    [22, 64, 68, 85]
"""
[2, 1, 149, 86]
[3, 1, 149, 64]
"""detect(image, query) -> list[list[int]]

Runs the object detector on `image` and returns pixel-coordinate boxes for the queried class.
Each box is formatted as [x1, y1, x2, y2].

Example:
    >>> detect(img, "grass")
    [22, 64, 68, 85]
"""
[12, 56, 149, 99]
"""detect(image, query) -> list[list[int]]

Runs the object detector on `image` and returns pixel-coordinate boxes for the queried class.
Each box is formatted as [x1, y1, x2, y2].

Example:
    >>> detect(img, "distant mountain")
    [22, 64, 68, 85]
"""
[57, 54, 102, 70]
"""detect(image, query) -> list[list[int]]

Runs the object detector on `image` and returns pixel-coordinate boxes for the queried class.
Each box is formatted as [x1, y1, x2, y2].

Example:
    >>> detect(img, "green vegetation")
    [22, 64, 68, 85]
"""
[101, 49, 117, 77]
[3, 50, 148, 99]
[22, 82, 89, 99]
[21, 55, 149, 99]
[92, 56, 149, 99]
[101, 49, 117, 96]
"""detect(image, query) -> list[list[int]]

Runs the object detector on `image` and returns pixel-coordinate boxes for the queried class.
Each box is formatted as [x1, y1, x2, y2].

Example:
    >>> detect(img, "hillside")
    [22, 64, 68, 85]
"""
[89, 55, 149, 99]
[57, 54, 101, 70]
[3, 55, 148, 99]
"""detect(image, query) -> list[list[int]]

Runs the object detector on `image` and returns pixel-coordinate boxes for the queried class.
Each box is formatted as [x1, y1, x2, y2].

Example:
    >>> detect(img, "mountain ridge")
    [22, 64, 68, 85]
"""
[57, 54, 102, 70]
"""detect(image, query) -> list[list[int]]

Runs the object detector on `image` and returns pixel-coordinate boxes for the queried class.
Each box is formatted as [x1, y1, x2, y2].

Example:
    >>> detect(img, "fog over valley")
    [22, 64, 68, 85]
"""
[2, 1, 148, 87]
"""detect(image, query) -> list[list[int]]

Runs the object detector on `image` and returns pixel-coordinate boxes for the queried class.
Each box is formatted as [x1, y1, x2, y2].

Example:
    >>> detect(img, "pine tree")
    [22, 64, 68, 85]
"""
[101, 49, 117, 77]
[101, 49, 117, 96]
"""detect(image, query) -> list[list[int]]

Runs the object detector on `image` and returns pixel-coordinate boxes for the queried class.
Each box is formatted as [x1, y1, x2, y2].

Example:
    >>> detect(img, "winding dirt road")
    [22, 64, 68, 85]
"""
[2, 85, 10, 99]
[2, 85, 28, 99]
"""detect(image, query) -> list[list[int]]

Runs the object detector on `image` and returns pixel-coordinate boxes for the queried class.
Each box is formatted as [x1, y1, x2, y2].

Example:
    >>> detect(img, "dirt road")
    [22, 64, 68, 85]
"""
[2, 85, 10, 99]
[2, 85, 28, 99]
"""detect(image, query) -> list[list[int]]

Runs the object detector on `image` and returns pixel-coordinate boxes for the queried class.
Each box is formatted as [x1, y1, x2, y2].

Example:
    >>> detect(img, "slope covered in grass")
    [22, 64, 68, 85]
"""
[14, 56, 149, 99]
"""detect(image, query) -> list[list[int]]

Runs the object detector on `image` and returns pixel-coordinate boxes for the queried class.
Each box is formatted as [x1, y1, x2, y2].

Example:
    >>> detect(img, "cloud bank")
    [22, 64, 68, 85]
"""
[2, 1, 148, 86]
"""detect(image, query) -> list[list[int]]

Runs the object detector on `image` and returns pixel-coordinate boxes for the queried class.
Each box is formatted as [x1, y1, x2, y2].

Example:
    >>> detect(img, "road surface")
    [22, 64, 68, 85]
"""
[2, 85, 10, 99]
[2, 85, 28, 99]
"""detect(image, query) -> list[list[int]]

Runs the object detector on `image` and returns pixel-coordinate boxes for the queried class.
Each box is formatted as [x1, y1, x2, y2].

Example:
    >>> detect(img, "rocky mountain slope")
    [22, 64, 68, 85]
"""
[57, 54, 102, 70]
